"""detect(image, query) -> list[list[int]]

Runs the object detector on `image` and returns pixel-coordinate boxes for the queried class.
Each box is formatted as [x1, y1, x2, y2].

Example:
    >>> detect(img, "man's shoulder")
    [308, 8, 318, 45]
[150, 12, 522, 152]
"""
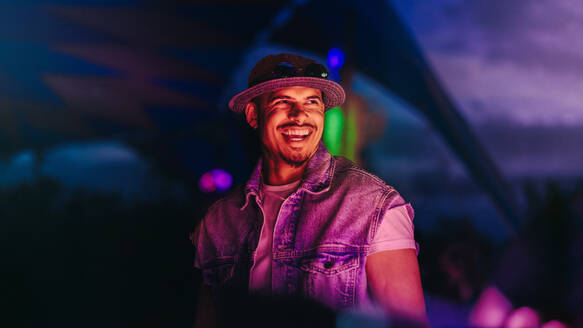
[204, 183, 247, 216]
[331, 156, 410, 212]
[332, 156, 396, 194]
[196, 183, 255, 241]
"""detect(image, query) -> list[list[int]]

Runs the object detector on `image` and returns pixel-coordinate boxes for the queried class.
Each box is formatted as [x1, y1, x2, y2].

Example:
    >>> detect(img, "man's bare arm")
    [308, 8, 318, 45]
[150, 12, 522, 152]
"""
[366, 248, 428, 326]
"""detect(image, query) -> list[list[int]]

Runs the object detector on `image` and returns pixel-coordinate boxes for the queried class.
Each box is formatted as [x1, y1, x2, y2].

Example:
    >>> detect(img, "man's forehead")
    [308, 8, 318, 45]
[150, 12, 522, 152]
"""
[268, 86, 323, 99]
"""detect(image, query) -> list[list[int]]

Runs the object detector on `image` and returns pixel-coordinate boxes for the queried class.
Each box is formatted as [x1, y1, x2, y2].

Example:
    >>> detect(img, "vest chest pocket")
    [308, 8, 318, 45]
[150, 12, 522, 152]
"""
[296, 250, 359, 275]
[279, 247, 360, 309]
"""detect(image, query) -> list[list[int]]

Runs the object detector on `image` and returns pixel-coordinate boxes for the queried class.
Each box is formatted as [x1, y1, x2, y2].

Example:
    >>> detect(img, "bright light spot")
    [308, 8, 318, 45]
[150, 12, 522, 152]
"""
[468, 286, 512, 328]
[506, 307, 539, 328]
[211, 169, 232, 192]
[323, 107, 344, 155]
[327, 48, 345, 71]
[541, 320, 567, 328]
[199, 172, 216, 193]
[345, 106, 358, 162]
[199, 169, 232, 193]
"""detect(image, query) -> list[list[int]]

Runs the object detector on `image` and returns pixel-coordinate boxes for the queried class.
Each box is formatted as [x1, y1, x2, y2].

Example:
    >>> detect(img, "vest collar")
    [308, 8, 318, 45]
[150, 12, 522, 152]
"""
[241, 142, 334, 210]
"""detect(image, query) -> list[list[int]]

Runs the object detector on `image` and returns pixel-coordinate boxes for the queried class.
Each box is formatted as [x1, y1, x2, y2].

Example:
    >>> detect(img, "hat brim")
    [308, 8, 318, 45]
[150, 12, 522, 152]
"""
[228, 77, 346, 113]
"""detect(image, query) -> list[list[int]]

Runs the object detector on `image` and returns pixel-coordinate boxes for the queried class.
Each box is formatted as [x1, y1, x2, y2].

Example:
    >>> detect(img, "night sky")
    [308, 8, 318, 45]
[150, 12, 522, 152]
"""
[391, 0, 583, 179]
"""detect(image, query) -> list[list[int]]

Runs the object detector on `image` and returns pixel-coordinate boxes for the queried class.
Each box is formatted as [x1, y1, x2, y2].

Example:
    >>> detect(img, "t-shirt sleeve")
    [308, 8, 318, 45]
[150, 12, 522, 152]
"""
[369, 202, 419, 256]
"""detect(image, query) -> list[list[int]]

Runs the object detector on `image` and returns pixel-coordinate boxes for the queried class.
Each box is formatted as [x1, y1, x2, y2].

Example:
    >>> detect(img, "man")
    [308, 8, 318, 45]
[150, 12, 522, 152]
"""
[191, 53, 426, 325]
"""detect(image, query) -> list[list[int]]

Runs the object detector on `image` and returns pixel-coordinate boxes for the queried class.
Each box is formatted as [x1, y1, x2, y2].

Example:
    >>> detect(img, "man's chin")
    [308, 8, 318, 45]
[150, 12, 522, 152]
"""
[266, 141, 319, 167]
[281, 151, 311, 167]
[282, 156, 308, 167]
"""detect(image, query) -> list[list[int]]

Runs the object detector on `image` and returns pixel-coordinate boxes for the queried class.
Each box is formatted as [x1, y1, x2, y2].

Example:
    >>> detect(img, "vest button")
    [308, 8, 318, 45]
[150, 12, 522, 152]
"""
[324, 261, 334, 269]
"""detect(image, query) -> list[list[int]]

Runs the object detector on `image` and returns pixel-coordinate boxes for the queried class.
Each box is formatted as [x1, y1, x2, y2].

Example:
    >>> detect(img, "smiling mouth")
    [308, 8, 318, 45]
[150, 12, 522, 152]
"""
[280, 127, 312, 142]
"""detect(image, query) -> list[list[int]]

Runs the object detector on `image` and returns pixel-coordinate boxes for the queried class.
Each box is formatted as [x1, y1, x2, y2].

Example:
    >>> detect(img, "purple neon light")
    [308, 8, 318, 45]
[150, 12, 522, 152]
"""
[199, 169, 232, 193]
[327, 48, 345, 71]
[211, 169, 232, 192]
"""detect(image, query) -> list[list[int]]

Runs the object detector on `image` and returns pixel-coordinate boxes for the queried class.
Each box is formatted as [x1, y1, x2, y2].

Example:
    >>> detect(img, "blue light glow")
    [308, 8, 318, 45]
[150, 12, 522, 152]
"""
[327, 48, 345, 71]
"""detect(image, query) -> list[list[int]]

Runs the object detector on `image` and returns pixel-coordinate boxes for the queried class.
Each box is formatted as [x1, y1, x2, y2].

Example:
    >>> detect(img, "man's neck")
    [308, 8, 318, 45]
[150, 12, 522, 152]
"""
[261, 156, 308, 186]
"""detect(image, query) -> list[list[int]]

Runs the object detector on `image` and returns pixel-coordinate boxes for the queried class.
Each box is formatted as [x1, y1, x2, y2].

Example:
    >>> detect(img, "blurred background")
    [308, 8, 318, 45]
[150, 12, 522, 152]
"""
[1, 0, 582, 327]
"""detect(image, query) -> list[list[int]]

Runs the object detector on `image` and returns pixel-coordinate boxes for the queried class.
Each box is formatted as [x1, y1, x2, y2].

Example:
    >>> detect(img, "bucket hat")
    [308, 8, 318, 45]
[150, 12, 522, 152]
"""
[228, 53, 346, 113]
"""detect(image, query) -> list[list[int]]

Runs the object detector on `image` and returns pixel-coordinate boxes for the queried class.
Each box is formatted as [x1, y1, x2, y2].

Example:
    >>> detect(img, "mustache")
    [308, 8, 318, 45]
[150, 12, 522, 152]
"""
[277, 122, 315, 129]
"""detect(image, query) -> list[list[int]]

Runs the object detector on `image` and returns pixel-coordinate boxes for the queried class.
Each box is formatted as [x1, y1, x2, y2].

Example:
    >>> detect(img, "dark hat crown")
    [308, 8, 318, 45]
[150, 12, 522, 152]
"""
[229, 52, 345, 113]
[248, 53, 317, 87]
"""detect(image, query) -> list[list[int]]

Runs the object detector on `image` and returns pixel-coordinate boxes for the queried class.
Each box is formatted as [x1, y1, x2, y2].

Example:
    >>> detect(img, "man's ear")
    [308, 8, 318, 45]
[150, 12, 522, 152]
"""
[245, 102, 258, 129]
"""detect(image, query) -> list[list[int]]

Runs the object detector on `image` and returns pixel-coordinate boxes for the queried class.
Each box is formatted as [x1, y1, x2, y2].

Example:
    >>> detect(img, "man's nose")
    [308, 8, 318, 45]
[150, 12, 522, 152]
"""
[288, 104, 308, 120]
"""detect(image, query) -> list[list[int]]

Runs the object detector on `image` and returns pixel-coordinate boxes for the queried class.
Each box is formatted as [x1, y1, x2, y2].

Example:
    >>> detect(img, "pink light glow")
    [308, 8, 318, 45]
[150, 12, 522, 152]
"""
[199, 172, 216, 193]
[468, 286, 513, 328]
[505, 307, 539, 328]
[199, 169, 232, 193]
[541, 320, 567, 328]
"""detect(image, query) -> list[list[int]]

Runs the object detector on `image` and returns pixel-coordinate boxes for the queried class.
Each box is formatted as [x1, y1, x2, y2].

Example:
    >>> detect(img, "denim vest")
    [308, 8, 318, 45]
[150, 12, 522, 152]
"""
[192, 143, 410, 311]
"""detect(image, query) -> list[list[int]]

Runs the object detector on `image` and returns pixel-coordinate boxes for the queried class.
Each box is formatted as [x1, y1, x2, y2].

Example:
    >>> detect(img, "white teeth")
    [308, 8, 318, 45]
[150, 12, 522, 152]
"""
[282, 129, 309, 137]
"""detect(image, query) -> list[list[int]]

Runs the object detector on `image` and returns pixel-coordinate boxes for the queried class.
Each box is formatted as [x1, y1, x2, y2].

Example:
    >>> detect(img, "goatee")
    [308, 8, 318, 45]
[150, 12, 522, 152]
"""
[282, 153, 310, 167]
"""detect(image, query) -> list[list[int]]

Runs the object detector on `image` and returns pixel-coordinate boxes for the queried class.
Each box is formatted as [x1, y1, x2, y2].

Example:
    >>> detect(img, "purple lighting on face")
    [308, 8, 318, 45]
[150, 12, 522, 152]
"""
[199, 172, 216, 193]
[211, 169, 232, 192]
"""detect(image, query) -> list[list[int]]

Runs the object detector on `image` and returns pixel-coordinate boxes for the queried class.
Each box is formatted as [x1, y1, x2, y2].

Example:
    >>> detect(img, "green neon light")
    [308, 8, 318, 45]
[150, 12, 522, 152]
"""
[344, 107, 358, 161]
[323, 107, 343, 155]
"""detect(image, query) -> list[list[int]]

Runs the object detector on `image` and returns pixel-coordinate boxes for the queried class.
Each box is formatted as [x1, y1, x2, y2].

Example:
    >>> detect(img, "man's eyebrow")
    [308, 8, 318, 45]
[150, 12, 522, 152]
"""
[268, 94, 322, 103]
[268, 95, 292, 102]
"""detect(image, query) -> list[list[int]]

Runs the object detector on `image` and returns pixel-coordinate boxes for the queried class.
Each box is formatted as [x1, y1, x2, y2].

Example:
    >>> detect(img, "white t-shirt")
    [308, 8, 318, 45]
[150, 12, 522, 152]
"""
[248, 180, 417, 295]
[248, 179, 301, 294]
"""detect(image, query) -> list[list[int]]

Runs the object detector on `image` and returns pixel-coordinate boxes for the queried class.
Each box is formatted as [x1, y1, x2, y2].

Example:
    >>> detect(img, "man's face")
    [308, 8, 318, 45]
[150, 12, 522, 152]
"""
[249, 86, 325, 167]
